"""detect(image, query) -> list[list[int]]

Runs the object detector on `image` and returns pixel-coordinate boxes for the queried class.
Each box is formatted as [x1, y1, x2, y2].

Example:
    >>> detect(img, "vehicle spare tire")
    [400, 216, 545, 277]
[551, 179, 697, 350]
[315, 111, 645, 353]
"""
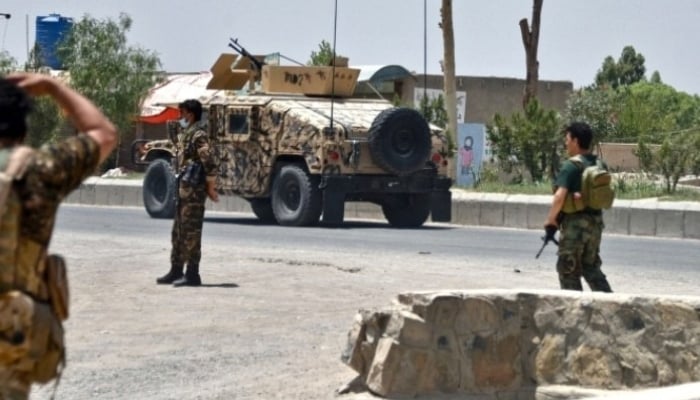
[143, 159, 176, 219]
[368, 107, 432, 175]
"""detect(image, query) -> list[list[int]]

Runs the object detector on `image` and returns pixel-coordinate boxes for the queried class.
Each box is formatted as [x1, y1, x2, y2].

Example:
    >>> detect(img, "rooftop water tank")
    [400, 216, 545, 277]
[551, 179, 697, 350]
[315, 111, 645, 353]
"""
[35, 14, 74, 69]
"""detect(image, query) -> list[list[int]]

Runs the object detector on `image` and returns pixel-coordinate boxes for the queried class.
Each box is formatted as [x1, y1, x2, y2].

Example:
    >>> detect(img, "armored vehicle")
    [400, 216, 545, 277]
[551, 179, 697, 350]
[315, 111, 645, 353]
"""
[135, 53, 452, 227]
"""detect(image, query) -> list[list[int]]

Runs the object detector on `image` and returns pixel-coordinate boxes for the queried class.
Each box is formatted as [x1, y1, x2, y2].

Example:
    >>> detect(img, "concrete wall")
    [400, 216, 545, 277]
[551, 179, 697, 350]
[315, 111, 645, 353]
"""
[402, 75, 574, 124]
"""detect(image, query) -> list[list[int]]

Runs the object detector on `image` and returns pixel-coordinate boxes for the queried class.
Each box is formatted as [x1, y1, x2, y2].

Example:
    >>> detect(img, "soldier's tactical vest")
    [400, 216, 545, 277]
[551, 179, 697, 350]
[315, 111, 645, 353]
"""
[0, 146, 66, 384]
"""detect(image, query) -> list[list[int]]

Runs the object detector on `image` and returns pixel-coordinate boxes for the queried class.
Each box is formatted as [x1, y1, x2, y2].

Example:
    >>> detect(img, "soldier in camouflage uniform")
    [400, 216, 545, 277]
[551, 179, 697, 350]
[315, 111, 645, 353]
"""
[544, 122, 613, 292]
[0, 73, 117, 399]
[157, 99, 219, 287]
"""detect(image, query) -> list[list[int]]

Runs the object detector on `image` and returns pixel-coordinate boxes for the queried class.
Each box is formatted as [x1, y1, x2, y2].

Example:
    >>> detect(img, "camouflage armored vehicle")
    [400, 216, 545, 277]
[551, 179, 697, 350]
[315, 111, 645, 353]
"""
[135, 54, 452, 227]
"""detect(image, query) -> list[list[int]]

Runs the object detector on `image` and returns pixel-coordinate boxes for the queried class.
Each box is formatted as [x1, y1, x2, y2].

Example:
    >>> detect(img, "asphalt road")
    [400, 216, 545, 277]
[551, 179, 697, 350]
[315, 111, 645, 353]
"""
[55, 204, 700, 297]
[27, 204, 700, 400]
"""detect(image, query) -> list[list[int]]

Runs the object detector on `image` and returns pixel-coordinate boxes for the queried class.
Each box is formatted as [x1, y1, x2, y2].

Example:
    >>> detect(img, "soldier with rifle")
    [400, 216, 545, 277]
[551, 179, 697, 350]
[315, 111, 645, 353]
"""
[544, 122, 613, 292]
[156, 99, 219, 287]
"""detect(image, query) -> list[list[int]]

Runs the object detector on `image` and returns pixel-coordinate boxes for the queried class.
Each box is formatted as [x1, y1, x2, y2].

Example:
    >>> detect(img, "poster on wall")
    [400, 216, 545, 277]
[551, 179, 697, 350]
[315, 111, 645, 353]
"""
[456, 123, 486, 187]
[413, 88, 467, 121]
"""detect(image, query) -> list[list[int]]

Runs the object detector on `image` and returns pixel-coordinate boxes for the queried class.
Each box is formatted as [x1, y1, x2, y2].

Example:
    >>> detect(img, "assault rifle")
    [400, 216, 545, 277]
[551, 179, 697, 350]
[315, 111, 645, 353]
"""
[535, 224, 559, 259]
[228, 38, 265, 72]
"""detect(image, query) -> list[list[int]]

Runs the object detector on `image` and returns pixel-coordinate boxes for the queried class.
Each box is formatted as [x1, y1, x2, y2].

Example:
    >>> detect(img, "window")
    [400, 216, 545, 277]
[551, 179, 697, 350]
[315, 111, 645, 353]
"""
[228, 114, 249, 134]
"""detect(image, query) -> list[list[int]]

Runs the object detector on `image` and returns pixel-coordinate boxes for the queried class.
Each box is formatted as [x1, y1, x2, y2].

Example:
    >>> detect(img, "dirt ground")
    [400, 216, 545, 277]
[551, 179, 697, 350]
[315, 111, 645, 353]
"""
[20, 224, 544, 399]
[29, 209, 700, 400]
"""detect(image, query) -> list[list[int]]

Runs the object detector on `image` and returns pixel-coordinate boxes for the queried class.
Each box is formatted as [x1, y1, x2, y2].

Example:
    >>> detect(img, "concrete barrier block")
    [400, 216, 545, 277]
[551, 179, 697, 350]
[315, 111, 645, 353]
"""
[478, 194, 507, 226]
[78, 182, 96, 205]
[353, 202, 383, 220]
[655, 202, 691, 238]
[604, 200, 631, 235]
[452, 198, 479, 226]
[106, 185, 125, 206]
[64, 188, 81, 204]
[628, 199, 658, 237]
[504, 195, 530, 230]
[685, 208, 700, 239]
[526, 198, 550, 230]
[121, 185, 142, 207]
[205, 197, 226, 212]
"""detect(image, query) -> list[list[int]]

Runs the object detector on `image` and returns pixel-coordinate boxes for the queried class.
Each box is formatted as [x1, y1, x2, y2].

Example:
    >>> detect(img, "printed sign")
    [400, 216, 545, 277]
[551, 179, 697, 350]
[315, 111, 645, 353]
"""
[456, 123, 486, 187]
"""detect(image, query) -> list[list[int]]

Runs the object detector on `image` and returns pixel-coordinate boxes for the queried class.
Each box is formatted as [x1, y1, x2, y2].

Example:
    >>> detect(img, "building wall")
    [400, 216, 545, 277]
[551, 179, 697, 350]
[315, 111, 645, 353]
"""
[402, 74, 573, 124]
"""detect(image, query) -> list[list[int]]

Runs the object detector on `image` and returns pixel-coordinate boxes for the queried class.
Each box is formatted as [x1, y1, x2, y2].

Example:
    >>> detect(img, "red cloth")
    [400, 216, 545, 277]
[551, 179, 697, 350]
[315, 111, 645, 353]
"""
[138, 107, 180, 124]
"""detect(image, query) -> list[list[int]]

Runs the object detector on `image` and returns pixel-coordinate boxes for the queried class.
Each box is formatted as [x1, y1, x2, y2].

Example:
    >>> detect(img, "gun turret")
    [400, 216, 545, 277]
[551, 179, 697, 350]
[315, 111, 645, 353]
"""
[228, 38, 265, 72]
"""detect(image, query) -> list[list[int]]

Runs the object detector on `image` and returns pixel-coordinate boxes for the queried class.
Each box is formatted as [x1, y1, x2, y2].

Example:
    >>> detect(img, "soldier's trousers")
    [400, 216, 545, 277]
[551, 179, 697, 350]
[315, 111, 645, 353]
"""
[170, 182, 207, 269]
[556, 213, 612, 292]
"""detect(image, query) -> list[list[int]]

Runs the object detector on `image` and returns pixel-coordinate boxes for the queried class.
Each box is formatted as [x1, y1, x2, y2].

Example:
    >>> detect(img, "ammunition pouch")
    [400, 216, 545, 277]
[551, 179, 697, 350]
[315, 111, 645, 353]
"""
[181, 162, 205, 186]
[561, 193, 585, 214]
[0, 291, 64, 384]
[46, 255, 69, 322]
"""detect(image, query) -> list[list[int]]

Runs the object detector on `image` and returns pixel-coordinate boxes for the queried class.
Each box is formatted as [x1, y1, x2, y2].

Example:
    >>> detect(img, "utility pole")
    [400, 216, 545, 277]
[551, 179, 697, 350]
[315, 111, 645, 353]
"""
[0, 13, 10, 54]
[440, 0, 458, 172]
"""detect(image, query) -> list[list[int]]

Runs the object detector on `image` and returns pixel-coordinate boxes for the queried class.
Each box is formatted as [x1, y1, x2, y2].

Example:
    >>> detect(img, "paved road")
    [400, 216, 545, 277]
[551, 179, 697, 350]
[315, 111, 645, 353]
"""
[29, 205, 700, 400]
[56, 205, 700, 296]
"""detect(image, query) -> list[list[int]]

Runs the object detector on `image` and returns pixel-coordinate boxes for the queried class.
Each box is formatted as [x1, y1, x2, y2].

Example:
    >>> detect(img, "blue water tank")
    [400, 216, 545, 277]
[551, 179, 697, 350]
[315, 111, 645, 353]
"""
[35, 14, 74, 69]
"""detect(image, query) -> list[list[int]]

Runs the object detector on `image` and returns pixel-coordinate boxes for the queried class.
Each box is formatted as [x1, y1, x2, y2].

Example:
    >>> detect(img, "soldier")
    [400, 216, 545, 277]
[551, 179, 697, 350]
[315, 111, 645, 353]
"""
[0, 73, 117, 399]
[156, 99, 219, 287]
[544, 122, 613, 292]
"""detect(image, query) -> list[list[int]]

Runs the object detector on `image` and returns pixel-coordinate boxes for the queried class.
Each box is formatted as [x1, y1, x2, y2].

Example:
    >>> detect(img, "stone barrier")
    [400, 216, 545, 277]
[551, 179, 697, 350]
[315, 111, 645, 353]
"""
[340, 289, 700, 398]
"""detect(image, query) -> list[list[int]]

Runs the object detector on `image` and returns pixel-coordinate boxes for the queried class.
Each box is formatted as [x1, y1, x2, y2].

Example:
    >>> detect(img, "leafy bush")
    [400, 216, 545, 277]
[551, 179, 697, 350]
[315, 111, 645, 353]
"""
[487, 99, 562, 183]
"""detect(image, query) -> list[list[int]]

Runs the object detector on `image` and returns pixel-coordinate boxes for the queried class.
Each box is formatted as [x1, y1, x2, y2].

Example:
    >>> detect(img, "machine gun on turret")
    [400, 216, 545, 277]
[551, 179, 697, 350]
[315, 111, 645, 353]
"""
[228, 38, 265, 72]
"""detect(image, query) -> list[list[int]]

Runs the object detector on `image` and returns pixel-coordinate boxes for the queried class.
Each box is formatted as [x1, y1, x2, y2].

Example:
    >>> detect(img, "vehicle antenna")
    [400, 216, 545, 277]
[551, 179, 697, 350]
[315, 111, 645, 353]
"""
[329, 0, 339, 134]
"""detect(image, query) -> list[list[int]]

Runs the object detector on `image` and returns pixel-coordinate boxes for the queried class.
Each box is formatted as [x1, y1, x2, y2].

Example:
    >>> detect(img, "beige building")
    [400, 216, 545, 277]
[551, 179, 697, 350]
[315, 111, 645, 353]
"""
[353, 67, 573, 123]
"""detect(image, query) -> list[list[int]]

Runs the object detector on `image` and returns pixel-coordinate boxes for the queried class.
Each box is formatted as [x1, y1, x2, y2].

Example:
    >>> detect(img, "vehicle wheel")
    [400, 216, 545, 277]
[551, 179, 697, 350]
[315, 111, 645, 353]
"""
[368, 107, 431, 175]
[249, 198, 276, 224]
[143, 159, 176, 219]
[271, 165, 322, 226]
[382, 194, 431, 228]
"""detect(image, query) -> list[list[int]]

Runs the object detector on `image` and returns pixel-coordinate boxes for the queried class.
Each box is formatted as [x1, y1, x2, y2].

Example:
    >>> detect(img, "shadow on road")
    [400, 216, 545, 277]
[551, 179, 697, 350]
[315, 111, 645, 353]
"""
[203, 216, 453, 231]
[178, 283, 239, 289]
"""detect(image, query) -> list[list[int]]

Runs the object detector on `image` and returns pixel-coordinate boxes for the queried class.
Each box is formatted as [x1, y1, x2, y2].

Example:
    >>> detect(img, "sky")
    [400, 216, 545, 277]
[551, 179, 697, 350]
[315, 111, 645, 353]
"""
[1, 0, 699, 95]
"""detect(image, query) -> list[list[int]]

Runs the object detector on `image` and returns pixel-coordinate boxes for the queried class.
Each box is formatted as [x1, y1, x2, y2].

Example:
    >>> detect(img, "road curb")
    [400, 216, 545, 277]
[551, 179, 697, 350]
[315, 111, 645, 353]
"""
[66, 178, 700, 240]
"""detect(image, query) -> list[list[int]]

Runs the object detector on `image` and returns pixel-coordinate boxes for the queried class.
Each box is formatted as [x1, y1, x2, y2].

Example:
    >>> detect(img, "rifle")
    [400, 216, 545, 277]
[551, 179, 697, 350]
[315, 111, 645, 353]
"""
[535, 224, 559, 259]
[228, 38, 265, 72]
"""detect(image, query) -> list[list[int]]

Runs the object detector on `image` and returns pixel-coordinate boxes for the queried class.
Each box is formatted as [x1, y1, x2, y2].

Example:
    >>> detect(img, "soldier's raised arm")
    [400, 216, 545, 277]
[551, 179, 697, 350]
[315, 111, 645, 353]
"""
[5, 72, 117, 163]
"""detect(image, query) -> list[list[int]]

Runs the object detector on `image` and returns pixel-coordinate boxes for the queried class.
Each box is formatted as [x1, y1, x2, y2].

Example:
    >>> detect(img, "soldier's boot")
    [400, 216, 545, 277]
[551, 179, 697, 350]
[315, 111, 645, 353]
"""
[173, 264, 201, 287]
[156, 265, 184, 284]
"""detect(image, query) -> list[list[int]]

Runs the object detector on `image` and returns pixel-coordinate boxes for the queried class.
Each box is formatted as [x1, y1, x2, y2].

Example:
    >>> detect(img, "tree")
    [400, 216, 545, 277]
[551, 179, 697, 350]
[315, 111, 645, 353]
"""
[595, 46, 646, 89]
[440, 0, 458, 160]
[308, 40, 345, 66]
[487, 99, 561, 182]
[519, 0, 543, 108]
[57, 13, 162, 169]
[637, 130, 700, 193]
[418, 93, 448, 130]
[564, 86, 621, 144]
[0, 50, 17, 74]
